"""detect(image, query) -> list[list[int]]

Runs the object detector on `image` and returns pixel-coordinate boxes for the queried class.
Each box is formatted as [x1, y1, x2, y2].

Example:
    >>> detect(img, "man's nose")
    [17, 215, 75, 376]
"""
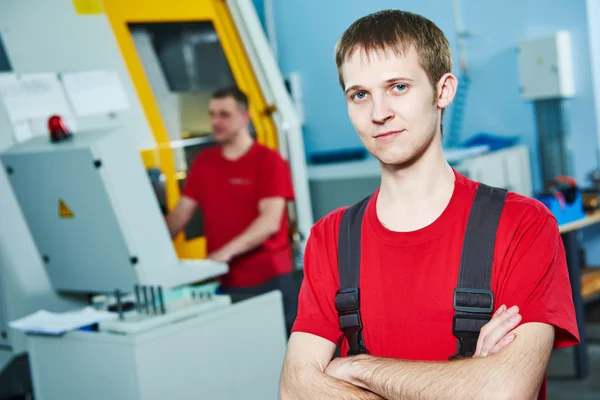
[371, 96, 394, 125]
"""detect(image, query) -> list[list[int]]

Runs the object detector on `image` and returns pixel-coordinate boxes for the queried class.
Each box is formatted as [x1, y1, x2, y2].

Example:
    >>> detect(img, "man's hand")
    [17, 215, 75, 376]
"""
[280, 332, 384, 399]
[325, 356, 364, 389]
[207, 247, 233, 263]
[475, 304, 522, 357]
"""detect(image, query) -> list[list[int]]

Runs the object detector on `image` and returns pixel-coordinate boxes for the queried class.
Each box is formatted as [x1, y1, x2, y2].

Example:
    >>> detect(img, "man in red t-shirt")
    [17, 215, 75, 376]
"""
[165, 87, 297, 332]
[279, 10, 579, 400]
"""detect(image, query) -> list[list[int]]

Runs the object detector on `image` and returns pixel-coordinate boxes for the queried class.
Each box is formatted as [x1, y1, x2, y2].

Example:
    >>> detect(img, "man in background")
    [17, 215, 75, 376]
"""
[165, 87, 298, 333]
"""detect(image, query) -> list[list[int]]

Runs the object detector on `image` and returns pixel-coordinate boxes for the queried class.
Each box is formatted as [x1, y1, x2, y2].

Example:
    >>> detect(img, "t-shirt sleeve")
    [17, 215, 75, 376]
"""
[182, 155, 204, 203]
[494, 210, 579, 349]
[257, 151, 295, 201]
[291, 215, 344, 344]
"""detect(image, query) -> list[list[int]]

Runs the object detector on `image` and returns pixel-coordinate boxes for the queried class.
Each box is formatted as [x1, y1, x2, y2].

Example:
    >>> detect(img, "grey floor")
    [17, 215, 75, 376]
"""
[547, 324, 600, 399]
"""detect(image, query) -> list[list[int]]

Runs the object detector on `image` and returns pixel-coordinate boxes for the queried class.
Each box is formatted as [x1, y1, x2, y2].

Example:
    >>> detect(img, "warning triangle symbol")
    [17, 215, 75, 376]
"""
[58, 199, 74, 218]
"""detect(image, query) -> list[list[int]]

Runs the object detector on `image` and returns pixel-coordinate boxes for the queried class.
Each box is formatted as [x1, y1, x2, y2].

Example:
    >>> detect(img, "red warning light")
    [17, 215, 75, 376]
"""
[48, 115, 72, 143]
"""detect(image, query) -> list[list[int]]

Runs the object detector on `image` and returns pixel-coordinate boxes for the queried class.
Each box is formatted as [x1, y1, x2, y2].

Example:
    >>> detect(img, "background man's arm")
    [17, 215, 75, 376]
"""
[330, 322, 553, 400]
[208, 197, 286, 262]
[165, 196, 197, 237]
[280, 332, 383, 400]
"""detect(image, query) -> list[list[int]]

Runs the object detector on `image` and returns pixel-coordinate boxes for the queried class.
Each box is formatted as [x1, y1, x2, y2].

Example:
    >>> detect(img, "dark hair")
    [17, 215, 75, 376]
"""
[334, 9, 452, 94]
[212, 87, 249, 111]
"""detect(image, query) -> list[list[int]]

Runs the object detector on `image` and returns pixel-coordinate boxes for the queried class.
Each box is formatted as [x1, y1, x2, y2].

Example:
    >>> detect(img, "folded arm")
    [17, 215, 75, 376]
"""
[279, 332, 384, 400]
[330, 322, 554, 400]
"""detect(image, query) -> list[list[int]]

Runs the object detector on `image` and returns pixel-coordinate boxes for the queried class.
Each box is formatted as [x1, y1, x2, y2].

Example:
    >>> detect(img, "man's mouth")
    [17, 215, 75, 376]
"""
[374, 130, 404, 141]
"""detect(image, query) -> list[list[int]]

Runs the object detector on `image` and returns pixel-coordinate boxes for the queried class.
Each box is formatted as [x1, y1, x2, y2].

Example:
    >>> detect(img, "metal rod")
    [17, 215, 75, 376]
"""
[142, 286, 150, 314]
[134, 285, 142, 314]
[158, 286, 166, 315]
[115, 289, 124, 320]
[150, 286, 158, 315]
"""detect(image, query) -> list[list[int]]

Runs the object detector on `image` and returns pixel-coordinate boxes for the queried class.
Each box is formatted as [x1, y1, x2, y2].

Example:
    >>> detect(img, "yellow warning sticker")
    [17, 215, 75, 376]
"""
[58, 199, 74, 218]
[72, 0, 104, 15]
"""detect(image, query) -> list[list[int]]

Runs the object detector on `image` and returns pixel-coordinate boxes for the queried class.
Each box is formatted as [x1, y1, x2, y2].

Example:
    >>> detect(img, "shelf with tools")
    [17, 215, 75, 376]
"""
[99, 294, 232, 335]
[582, 268, 600, 305]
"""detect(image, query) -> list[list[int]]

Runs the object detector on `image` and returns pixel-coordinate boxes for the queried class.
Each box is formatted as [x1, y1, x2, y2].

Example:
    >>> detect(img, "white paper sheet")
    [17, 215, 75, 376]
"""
[61, 70, 130, 117]
[0, 72, 72, 123]
[9, 307, 117, 335]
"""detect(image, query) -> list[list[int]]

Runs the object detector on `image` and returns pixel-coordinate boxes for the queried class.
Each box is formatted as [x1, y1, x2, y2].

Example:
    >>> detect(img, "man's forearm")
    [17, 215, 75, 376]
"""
[281, 363, 383, 400]
[349, 349, 544, 400]
[165, 212, 187, 238]
[223, 214, 278, 258]
[351, 355, 501, 400]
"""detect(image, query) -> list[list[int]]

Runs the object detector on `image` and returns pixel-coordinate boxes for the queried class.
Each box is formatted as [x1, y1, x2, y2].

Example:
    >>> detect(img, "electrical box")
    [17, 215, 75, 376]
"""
[517, 30, 575, 100]
[0, 129, 227, 294]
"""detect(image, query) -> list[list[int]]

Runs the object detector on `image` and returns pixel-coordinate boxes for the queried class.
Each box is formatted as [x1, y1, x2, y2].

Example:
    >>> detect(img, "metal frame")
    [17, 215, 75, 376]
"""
[226, 0, 314, 247]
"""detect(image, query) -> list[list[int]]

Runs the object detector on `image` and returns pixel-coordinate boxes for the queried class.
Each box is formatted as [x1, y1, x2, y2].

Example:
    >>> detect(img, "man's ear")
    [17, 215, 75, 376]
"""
[436, 73, 458, 110]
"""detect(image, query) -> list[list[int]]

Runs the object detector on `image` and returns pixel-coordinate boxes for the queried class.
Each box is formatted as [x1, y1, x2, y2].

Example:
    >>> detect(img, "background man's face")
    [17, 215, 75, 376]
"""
[209, 96, 249, 144]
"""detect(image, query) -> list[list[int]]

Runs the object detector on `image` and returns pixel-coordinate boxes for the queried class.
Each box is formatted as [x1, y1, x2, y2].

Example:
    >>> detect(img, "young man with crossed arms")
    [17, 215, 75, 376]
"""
[280, 9, 578, 400]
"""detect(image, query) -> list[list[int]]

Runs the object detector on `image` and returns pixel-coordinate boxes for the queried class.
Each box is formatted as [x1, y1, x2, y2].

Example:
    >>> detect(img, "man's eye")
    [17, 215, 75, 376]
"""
[353, 91, 367, 100]
[394, 84, 407, 92]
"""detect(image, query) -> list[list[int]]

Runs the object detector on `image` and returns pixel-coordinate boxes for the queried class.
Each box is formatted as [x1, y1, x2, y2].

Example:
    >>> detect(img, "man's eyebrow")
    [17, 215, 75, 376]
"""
[385, 76, 415, 83]
[344, 84, 364, 95]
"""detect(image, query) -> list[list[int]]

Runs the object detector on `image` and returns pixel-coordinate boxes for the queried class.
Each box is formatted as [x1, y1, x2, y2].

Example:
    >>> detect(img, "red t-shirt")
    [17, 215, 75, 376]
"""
[183, 142, 295, 288]
[292, 170, 579, 399]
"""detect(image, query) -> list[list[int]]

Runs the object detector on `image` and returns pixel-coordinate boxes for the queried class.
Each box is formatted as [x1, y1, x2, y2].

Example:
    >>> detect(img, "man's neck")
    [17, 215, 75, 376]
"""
[376, 141, 455, 232]
[221, 130, 254, 160]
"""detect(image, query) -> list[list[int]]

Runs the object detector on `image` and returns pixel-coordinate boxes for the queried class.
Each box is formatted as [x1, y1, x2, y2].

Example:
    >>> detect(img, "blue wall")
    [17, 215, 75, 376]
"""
[267, 0, 598, 193]
[457, 0, 598, 193]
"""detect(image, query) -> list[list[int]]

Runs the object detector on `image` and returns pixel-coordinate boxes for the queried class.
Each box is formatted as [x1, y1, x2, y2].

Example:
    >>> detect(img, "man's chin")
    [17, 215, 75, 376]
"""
[374, 153, 418, 169]
[365, 149, 409, 166]
[213, 134, 228, 144]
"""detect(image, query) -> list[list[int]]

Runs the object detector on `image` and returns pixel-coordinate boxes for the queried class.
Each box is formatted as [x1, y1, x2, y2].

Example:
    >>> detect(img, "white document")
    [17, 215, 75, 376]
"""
[61, 70, 130, 117]
[9, 307, 117, 335]
[0, 72, 72, 123]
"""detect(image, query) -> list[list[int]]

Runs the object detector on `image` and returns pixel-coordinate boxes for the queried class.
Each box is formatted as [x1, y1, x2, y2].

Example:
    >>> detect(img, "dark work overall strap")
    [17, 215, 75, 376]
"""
[335, 195, 371, 356]
[451, 183, 507, 359]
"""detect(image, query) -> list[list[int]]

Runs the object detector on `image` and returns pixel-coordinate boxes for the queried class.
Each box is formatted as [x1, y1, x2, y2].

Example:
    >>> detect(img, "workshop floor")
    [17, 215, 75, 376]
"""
[547, 324, 600, 399]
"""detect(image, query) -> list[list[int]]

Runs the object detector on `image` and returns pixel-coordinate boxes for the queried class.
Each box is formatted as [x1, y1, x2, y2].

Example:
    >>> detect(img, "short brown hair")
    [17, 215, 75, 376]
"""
[212, 86, 249, 111]
[334, 10, 452, 93]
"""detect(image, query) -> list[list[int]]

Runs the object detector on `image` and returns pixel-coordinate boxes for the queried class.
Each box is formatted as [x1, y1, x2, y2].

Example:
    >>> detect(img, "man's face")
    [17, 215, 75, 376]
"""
[209, 96, 249, 144]
[341, 46, 447, 167]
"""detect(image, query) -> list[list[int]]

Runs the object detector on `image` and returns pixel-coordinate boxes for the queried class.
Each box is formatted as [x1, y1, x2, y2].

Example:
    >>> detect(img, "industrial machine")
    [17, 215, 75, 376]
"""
[100, 0, 313, 260]
[0, 0, 306, 398]
[0, 128, 287, 399]
[0, 0, 313, 259]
